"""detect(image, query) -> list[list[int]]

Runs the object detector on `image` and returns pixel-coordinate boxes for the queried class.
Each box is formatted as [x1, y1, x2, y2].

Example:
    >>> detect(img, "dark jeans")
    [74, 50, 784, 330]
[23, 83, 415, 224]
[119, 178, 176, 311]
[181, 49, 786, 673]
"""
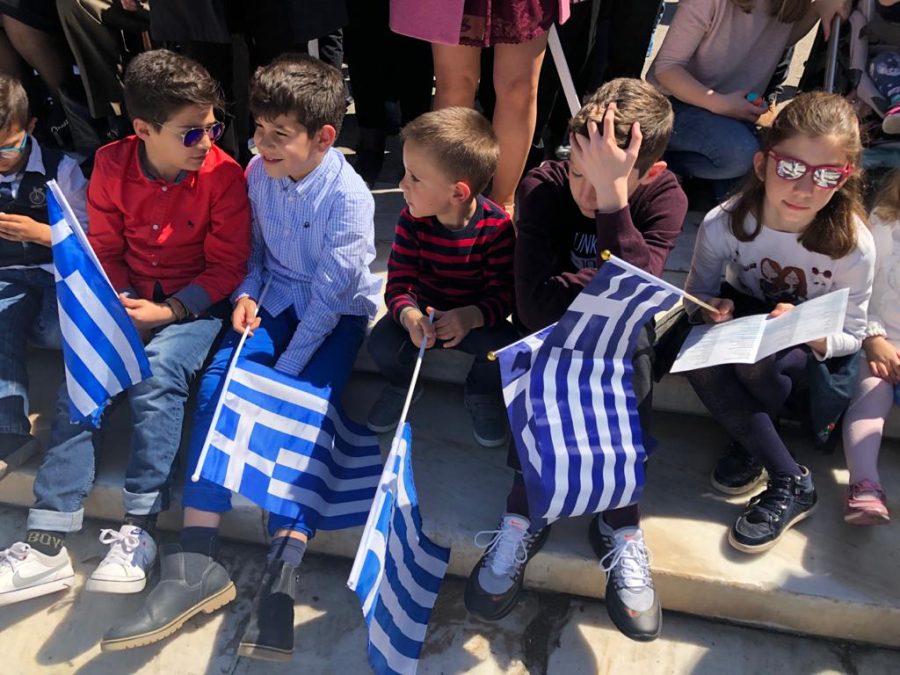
[0, 267, 61, 436]
[366, 314, 518, 397]
[505, 321, 656, 529]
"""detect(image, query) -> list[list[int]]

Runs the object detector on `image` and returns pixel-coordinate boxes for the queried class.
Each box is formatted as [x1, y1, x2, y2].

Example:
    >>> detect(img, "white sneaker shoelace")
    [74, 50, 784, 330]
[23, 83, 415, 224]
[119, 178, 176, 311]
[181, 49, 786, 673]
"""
[0, 542, 30, 572]
[474, 522, 530, 578]
[599, 531, 653, 591]
[98, 528, 141, 567]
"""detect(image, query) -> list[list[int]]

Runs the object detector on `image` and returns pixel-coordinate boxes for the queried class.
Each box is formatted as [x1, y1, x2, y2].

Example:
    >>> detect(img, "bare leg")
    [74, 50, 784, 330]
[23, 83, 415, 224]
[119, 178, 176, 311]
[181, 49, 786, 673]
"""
[183, 506, 222, 529]
[490, 35, 548, 215]
[272, 528, 309, 543]
[1, 15, 70, 94]
[432, 42, 481, 110]
[0, 29, 23, 80]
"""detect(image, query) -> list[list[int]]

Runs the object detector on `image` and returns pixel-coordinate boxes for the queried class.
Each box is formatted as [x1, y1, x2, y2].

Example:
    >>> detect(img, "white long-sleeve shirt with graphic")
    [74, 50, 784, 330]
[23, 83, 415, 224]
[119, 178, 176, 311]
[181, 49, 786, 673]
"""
[685, 203, 875, 359]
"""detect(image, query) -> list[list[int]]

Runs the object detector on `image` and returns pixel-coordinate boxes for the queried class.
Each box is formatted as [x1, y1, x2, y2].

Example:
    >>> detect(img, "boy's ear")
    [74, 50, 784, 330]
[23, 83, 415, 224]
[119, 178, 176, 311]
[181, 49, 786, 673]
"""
[26, 117, 37, 134]
[638, 160, 667, 184]
[752, 151, 767, 182]
[132, 117, 156, 141]
[451, 180, 472, 203]
[316, 124, 337, 150]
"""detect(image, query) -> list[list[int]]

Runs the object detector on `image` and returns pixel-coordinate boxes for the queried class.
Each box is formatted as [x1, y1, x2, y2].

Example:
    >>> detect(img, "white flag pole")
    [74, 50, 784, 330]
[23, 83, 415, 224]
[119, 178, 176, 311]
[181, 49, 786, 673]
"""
[190, 281, 271, 483]
[548, 24, 581, 118]
[348, 310, 434, 588]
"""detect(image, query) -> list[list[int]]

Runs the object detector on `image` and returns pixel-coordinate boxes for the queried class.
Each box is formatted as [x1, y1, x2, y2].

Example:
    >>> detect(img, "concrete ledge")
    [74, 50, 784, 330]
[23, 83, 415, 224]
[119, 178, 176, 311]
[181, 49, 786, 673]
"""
[3, 364, 900, 649]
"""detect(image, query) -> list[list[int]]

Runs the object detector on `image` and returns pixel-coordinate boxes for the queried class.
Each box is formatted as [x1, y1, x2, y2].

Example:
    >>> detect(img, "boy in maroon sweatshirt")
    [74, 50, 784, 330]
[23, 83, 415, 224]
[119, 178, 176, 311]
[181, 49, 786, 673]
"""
[464, 78, 688, 642]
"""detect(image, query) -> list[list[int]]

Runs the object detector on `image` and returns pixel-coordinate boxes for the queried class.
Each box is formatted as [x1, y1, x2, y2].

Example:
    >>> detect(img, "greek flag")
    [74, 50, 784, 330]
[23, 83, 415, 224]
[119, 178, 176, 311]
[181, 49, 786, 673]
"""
[47, 181, 151, 426]
[348, 424, 450, 675]
[194, 358, 382, 529]
[499, 257, 681, 527]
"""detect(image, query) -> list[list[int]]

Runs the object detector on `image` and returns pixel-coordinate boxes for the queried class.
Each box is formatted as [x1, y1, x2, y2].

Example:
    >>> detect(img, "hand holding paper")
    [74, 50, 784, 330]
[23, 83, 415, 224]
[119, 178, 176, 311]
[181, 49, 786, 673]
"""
[671, 288, 849, 373]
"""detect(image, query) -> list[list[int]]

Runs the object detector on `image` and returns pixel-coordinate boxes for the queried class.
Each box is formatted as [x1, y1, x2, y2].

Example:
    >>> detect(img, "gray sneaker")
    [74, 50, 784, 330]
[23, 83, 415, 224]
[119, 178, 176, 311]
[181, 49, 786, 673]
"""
[589, 515, 661, 641]
[101, 545, 235, 651]
[464, 393, 509, 447]
[366, 384, 423, 433]
[0, 434, 40, 481]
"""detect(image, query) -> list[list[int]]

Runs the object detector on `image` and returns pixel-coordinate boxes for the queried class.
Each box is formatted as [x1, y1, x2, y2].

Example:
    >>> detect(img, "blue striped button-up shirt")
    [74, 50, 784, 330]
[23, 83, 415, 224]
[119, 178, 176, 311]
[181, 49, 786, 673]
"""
[235, 148, 380, 375]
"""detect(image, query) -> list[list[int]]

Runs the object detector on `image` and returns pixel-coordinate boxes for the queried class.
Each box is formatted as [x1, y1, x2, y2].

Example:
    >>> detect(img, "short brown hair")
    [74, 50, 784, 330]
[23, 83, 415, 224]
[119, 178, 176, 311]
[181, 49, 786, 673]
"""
[401, 107, 499, 196]
[727, 91, 865, 258]
[124, 49, 223, 126]
[569, 78, 673, 175]
[250, 54, 346, 136]
[0, 74, 29, 131]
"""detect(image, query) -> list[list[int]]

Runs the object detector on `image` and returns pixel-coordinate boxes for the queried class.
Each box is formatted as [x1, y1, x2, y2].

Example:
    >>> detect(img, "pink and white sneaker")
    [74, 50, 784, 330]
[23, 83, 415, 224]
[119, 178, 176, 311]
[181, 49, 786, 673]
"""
[844, 480, 890, 526]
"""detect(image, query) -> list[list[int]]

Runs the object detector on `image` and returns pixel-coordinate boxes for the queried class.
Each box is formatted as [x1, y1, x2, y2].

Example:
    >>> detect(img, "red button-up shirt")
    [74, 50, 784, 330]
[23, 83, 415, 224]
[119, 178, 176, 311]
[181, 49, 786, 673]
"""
[86, 136, 251, 314]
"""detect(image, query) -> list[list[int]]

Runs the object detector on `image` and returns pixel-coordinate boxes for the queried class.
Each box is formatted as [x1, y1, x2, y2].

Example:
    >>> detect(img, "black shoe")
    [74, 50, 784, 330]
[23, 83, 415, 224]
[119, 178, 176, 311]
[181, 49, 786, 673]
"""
[100, 545, 235, 651]
[728, 467, 817, 554]
[464, 514, 549, 621]
[238, 559, 299, 662]
[588, 515, 661, 642]
[710, 440, 767, 495]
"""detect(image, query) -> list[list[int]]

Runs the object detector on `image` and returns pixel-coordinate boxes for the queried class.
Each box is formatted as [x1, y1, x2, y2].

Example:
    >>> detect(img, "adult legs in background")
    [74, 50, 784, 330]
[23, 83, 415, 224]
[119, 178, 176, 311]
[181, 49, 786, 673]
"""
[434, 36, 548, 213]
[0, 14, 70, 94]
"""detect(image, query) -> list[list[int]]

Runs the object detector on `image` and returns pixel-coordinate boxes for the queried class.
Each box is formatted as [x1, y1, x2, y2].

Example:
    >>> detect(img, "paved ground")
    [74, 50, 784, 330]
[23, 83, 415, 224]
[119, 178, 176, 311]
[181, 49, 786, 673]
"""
[1, 506, 897, 675]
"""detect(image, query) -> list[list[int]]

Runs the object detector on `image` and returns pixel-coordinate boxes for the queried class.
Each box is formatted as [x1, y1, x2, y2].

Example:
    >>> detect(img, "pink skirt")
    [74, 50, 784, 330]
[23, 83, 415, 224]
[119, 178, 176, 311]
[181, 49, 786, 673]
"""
[461, 0, 558, 47]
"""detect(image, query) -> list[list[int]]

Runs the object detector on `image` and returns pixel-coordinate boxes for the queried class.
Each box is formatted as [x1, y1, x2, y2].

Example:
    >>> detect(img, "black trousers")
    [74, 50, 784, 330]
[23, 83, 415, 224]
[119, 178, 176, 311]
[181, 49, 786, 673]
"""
[344, 0, 433, 131]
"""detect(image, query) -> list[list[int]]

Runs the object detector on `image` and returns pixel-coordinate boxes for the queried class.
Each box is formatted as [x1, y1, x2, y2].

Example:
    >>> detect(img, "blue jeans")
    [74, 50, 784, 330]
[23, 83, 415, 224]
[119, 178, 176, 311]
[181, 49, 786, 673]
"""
[665, 101, 759, 198]
[28, 313, 226, 533]
[181, 308, 367, 538]
[0, 267, 61, 436]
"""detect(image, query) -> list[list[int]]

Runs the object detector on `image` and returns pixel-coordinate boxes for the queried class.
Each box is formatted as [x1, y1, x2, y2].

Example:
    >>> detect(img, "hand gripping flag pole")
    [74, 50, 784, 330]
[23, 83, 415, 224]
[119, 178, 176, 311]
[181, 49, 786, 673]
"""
[191, 282, 271, 483]
[347, 310, 435, 588]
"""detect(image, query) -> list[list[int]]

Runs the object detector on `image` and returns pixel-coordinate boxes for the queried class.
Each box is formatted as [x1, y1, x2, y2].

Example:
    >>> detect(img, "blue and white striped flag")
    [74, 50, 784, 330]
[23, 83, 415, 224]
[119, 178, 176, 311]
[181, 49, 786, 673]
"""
[47, 180, 151, 426]
[194, 358, 382, 529]
[348, 424, 450, 675]
[498, 257, 681, 527]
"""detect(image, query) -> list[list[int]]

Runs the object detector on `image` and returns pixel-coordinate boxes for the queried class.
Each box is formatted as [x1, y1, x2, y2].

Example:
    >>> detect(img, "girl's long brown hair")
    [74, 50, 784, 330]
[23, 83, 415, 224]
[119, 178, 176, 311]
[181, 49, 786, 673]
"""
[726, 91, 866, 259]
[730, 0, 810, 23]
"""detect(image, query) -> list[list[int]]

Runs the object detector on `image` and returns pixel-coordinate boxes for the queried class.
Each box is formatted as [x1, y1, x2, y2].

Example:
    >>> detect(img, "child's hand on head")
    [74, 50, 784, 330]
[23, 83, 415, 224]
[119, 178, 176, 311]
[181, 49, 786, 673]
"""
[401, 307, 436, 349]
[864, 335, 900, 383]
[701, 297, 734, 324]
[570, 102, 641, 212]
[232, 296, 261, 335]
[429, 305, 484, 348]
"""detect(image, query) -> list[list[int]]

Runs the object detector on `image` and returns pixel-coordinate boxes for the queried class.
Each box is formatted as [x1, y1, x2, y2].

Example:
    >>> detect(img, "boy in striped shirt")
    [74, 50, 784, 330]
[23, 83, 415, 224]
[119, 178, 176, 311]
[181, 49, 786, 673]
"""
[366, 107, 518, 447]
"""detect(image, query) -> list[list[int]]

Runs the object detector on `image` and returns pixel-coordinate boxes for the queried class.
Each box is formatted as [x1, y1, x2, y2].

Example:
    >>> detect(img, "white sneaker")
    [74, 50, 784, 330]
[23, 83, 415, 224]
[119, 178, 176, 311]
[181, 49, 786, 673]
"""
[85, 525, 157, 593]
[0, 542, 74, 606]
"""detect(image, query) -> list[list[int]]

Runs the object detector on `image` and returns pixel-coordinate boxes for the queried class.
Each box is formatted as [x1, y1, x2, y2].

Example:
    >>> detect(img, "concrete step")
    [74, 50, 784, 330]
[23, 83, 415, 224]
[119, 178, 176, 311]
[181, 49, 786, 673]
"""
[4, 354, 900, 650]
[1, 505, 896, 675]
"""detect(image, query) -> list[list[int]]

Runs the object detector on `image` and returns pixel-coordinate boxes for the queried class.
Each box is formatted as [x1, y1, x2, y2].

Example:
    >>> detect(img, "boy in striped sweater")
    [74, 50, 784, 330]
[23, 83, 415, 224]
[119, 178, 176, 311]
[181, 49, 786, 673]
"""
[366, 107, 518, 447]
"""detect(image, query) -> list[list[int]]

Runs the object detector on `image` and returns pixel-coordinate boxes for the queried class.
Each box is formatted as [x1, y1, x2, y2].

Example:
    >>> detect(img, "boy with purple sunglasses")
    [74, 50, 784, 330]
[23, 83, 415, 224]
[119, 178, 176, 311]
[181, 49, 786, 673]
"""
[0, 50, 250, 608]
